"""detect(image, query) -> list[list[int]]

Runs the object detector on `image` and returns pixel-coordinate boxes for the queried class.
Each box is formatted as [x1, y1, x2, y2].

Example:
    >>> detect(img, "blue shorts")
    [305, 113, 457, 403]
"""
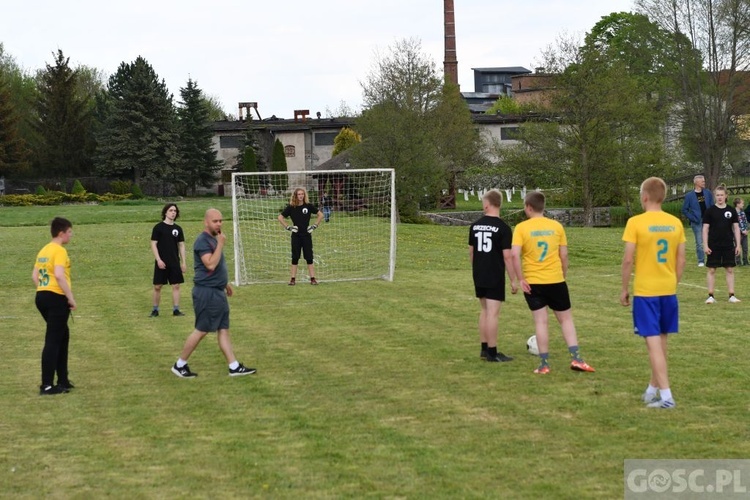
[632, 295, 678, 337]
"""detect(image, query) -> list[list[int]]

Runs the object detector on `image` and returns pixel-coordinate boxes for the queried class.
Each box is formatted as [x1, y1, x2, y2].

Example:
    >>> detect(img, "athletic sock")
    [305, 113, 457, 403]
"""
[153, 306, 159, 311]
[538, 352, 550, 368]
[229, 361, 240, 370]
[481, 342, 488, 352]
[660, 388, 672, 401]
[173, 306, 180, 311]
[708, 293, 714, 298]
[488, 346, 497, 357]
[645, 384, 658, 396]
[176, 358, 187, 368]
[568, 345, 582, 361]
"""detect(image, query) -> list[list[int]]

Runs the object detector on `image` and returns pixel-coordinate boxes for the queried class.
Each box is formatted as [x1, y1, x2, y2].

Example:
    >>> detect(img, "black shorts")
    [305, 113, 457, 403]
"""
[153, 264, 184, 285]
[475, 285, 505, 302]
[523, 282, 572, 312]
[706, 248, 737, 268]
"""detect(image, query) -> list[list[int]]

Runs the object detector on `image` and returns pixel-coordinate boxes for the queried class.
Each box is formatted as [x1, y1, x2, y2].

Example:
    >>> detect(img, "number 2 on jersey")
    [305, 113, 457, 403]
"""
[656, 239, 668, 263]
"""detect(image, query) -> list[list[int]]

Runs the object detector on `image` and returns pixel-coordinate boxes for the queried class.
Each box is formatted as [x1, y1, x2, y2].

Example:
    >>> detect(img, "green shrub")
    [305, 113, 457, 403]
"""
[35, 185, 47, 195]
[71, 179, 86, 195]
[130, 184, 144, 199]
[110, 180, 132, 195]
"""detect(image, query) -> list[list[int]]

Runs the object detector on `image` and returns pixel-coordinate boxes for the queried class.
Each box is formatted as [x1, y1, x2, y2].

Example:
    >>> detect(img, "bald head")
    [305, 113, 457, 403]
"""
[204, 208, 224, 236]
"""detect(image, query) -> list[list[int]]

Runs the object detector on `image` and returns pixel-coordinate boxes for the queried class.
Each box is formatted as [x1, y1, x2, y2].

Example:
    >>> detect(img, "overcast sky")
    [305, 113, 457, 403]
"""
[1, 0, 634, 119]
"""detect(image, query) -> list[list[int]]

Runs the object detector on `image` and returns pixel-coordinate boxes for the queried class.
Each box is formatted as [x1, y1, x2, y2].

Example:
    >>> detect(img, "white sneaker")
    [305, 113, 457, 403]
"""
[647, 398, 676, 409]
[729, 295, 741, 303]
[642, 392, 660, 404]
[705, 296, 716, 304]
[698, 262, 705, 267]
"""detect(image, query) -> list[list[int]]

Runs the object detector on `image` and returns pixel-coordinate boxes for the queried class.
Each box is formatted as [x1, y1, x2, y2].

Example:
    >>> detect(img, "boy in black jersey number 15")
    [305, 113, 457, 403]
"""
[469, 189, 518, 362]
[278, 187, 324, 286]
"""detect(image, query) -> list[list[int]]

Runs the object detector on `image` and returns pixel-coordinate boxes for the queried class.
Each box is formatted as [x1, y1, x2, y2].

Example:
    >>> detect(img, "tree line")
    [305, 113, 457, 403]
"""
[0, 48, 222, 196]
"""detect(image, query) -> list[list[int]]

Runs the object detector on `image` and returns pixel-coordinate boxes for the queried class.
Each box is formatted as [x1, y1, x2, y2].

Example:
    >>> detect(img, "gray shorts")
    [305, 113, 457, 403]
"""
[192, 286, 229, 332]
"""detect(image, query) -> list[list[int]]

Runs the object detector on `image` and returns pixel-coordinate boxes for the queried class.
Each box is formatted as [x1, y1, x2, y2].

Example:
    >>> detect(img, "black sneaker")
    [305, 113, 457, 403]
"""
[57, 380, 75, 391]
[39, 385, 65, 396]
[171, 363, 197, 378]
[486, 352, 514, 362]
[150, 309, 159, 317]
[228, 363, 257, 377]
[173, 309, 185, 317]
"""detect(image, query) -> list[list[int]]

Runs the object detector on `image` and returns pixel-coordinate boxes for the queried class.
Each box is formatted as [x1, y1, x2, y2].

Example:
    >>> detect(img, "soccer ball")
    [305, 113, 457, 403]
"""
[526, 335, 539, 356]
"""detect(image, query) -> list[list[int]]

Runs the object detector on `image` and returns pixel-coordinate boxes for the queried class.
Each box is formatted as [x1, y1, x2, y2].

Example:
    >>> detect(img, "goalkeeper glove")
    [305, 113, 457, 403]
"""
[307, 224, 318, 233]
[286, 225, 298, 233]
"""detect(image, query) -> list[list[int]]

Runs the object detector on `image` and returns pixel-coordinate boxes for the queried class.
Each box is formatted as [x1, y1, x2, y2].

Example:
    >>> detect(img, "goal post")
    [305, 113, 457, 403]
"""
[231, 169, 396, 285]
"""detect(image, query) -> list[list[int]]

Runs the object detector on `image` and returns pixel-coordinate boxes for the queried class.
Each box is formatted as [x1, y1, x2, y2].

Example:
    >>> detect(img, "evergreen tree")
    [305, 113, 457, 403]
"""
[95, 56, 179, 188]
[176, 78, 222, 196]
[0, 66, 28, 177]
[271, 138, 288, 191]
[34, 50, 95, 177]
[1, 44, 37, 173]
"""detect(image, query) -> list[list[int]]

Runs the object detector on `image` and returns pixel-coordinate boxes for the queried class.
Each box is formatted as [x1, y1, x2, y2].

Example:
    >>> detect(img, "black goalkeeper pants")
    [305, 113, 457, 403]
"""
[290, 233, 314, 265]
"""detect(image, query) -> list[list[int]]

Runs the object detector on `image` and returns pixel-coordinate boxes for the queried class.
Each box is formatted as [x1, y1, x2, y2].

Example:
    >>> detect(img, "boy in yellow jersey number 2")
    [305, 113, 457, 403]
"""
[621, 177, 686, 409]
[511, 192, 595, 375]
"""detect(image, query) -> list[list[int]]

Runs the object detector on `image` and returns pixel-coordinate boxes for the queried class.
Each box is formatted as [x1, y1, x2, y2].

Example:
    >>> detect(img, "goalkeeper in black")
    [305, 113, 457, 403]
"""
[278, 187, 324, 285]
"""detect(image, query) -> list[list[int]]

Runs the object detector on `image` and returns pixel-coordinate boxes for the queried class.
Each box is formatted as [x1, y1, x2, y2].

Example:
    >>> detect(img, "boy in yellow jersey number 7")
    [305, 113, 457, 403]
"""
[511, 192, 595, 374]
[621, 177, 686, 409]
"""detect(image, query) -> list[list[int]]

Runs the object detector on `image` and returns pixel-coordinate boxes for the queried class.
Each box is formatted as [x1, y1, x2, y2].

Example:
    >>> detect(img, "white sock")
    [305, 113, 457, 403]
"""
[229, 361, 239, 370]
[660, 388, 673, 401]
[176, 358, 187, 368]
[645, 384, 658, 396]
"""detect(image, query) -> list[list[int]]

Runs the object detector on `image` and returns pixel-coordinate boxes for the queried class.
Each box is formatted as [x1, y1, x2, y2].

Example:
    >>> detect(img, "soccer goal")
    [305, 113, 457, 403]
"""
[231, 169, 396, 285]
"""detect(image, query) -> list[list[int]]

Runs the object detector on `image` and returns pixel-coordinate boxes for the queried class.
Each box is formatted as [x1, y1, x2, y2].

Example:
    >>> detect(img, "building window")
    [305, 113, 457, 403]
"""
[314, 132, 337, 146]
[219, 135, 244, 149]
[500, 127, 520, 141]
[284, 145, 296, 157]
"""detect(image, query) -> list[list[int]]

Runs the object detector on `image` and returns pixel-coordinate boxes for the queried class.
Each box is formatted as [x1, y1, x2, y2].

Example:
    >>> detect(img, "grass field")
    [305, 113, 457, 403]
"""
[1, 200, 749, 498]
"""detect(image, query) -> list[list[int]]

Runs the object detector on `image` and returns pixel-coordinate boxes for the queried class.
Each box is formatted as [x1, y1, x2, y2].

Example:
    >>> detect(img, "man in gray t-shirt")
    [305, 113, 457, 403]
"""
[170, 209, 256, 379]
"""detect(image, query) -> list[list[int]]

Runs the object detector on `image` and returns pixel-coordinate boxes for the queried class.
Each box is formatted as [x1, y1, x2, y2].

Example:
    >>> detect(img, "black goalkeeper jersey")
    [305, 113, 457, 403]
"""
[281, 203, 319, 230]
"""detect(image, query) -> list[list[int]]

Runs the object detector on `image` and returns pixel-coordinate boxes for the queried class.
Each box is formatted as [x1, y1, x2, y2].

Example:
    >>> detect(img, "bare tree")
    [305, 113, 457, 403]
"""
[637, 0, 750, 188]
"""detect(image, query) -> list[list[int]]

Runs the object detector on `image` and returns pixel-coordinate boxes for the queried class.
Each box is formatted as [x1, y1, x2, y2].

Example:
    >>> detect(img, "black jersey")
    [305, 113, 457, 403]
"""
[468, 215, 512, 288]
[703, 205, 738, 250]
[281, 203, 319, 229]
[151, 221, 185, 267]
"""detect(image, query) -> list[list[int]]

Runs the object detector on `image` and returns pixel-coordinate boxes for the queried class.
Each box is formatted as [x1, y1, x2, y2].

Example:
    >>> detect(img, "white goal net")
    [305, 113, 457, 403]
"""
[231, 169, 396, 285]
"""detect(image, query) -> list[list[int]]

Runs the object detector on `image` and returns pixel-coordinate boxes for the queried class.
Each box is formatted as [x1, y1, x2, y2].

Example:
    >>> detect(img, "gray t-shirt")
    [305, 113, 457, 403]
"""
[193, 231, 227, 288]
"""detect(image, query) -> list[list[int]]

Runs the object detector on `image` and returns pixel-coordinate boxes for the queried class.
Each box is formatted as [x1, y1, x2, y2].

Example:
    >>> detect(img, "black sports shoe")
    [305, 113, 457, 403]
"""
[39, 385, 65, 396]
[480, 349, 489, 360]
[173, 309, 185, 317]
[486, 352, 514, 362]
[229, 363, 257, 377]
[171, 363, 197, 378]
[150, 309, 159, 317]
[57, 380, 75, 391]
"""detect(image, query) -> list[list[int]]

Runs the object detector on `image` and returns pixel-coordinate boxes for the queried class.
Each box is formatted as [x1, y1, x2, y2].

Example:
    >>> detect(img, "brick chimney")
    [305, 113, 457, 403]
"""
[443, 0, 459, 88]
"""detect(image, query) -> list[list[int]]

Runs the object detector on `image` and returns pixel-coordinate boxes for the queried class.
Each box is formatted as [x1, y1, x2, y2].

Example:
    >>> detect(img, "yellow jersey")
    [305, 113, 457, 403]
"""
[622, 211, 685, 296]
[35, 242, 71, 295]
[512, 216, 567, 284]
